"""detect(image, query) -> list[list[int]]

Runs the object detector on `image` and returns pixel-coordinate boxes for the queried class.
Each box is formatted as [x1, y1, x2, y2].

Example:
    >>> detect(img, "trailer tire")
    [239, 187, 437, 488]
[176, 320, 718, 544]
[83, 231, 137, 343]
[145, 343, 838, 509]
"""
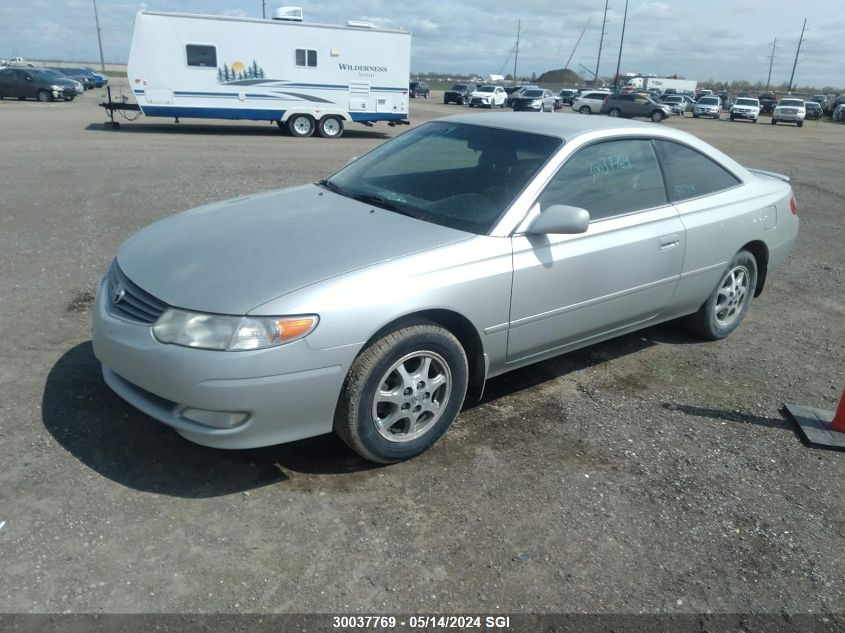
[287, 114, 315, 138]
[318, 116, 344, 139]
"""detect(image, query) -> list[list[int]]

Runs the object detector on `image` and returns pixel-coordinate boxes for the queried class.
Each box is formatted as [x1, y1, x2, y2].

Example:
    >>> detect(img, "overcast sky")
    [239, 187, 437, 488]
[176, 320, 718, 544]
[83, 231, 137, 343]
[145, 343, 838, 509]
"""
[1, 0, 841, 88]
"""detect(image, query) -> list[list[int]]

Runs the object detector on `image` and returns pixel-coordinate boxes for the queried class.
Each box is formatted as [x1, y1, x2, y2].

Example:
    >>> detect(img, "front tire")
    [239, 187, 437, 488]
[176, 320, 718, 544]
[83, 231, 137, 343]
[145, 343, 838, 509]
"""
[37, 90, 51, 103]
[687, 250, 757, 340]
[317, 115, 344, 138]
[797, 120, 803, 128]
[771, 118, 777, 125]
[608, 108, 621, 118]
[287, 114, 315, 137]
[334, 322, 469, 463]
[651, 110, 664, 122]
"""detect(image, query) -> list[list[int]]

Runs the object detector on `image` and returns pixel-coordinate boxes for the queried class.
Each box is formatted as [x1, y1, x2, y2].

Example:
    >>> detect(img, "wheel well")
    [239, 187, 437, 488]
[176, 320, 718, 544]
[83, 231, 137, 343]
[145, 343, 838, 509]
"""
[363, 310, 487, 402]
[741, 240, 769, 296]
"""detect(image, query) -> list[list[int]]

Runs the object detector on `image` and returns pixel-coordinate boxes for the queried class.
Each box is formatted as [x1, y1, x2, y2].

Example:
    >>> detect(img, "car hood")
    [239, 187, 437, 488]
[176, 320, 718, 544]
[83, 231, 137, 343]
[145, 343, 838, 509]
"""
[116, 184, 473, 315]
[472, 91, 495, 97]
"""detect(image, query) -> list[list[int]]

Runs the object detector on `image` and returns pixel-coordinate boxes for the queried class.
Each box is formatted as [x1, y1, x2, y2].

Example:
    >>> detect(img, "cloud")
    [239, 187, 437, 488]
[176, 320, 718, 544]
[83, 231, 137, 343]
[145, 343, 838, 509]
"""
[0, 0, 840, 88]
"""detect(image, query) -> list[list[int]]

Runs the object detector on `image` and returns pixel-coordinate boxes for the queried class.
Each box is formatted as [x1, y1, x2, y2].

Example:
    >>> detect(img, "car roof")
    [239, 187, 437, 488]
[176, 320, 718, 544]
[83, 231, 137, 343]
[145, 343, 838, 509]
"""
[437, 111, 697, 143]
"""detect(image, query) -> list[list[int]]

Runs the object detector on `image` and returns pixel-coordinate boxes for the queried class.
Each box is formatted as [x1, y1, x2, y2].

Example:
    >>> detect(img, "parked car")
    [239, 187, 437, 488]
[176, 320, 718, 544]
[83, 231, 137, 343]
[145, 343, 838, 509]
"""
[771, 98, 806, 127]
[827, 96, 845, 117]
[92, 113, 799, 463]
[758, 92, 777, 114]
[572, 90, 611, 114]
[729, 97, 760, 123]
[443, 83, 476, 105]
[84, 67, 108, 86]
[505, 85, 539, 108]
[809, 94, 828, 108]
[833, 103, 845, 122]
[803, 101, 822, 120]
[696, 89, 713, 100]
[469, 85, 507, 108]
[511, 88, 556, 112]
[51, 67, 95, 90]
[558, 88, 578, 105]
[660, 95, 687, 116]
[409, 80, 429, 99]
[0, 67, 68, 101]
[600, 92, 671, 122]
[693, 96, 722, 119]
[42, 69, 83, 99]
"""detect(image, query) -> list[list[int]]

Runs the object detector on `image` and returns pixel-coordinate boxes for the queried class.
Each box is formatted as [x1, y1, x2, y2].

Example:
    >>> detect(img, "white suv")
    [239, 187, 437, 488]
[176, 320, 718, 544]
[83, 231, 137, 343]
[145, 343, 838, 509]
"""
[469, 85, 507, 108]
[572, 91, 610, 114]
[729, 97, 761, 123]
[772, 98, 806, 127]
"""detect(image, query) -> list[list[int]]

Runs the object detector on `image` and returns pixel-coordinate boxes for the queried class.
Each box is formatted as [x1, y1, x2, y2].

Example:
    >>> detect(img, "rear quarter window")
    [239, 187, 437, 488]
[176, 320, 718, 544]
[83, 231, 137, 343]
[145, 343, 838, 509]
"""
[654, 140, 740, 202]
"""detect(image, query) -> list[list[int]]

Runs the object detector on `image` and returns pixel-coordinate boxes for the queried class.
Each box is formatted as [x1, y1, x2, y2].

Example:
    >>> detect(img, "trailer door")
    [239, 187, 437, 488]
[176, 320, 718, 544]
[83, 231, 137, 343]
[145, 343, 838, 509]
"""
[348, 82, 369, 111]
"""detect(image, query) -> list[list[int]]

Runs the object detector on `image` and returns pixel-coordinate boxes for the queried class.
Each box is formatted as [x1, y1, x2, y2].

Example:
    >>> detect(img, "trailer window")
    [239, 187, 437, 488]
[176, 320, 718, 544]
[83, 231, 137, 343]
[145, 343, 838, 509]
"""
[295, 49, 317, 68]
[186, 44, 217, 68]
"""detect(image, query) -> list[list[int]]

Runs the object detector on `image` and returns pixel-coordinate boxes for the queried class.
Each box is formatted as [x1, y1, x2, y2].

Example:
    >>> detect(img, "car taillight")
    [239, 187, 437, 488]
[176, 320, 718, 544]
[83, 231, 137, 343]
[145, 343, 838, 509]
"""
[789, 192, 798, 215]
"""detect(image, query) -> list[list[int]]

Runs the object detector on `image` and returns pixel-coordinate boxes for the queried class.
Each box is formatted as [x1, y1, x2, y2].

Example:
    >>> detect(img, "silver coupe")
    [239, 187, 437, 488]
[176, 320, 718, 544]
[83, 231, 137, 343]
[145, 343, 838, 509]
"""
[93, 113, 799, 463]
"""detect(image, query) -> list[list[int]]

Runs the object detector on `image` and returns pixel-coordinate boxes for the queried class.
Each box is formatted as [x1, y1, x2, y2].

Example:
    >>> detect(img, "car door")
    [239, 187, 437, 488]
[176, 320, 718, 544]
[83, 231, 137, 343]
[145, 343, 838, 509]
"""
[17, 70, 37, 98]
[632, 94, 651, 117]
[0, 69, 17, 97]
[507, 138, 685, 363]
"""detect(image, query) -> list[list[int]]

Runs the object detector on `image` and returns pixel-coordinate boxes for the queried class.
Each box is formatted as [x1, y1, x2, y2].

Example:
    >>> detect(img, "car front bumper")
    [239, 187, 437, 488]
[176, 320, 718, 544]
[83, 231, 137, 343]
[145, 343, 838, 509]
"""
[731, 110, 758, 119]
[773, 112, 804, 122]
[694, 108, 720, 116]
[91, 276, 356, 449]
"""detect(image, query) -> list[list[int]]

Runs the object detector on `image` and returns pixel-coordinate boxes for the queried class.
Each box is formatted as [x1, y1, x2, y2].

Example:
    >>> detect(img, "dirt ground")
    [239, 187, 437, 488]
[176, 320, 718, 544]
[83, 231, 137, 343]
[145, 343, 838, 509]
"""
[0, 87, 843, 623]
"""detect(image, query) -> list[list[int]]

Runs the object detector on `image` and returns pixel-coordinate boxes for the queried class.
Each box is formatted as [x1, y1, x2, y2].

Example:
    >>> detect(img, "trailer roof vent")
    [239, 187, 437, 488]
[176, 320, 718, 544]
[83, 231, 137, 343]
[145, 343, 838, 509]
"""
[347, 20, 374, 28]
[272, 6, 303, 21]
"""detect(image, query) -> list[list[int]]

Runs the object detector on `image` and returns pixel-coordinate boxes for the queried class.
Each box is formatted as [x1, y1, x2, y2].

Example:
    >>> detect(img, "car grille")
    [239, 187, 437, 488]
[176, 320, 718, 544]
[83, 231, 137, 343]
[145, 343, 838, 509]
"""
[781, 108, 797, 114]
[107, 261, 169, 324]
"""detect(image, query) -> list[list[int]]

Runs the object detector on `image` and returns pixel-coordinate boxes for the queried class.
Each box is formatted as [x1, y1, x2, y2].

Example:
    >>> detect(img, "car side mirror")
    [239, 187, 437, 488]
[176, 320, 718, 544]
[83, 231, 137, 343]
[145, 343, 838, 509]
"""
[526, 205, 590, 235]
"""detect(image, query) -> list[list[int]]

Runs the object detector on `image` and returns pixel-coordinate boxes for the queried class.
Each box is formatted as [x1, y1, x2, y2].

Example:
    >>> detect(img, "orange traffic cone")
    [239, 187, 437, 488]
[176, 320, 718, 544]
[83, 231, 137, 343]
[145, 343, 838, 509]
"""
[830, 387, 845, 434]
[785, 386, 845, 449]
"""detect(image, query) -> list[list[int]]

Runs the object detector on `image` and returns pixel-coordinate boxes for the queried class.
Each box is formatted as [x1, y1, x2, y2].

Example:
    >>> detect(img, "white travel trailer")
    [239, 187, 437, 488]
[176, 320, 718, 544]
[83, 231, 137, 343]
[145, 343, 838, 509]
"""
[126, 8, 411, 137]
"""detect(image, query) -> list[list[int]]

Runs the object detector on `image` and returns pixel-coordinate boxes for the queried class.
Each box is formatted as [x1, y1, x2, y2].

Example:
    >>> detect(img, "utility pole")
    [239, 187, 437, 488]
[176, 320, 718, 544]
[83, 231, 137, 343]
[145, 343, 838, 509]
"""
[513, 20, 521, 82]
[613, 0, 628, 91]
[564, 17, 591, 70]
[787, 18, 807, 94]
[765, 38, 778, 91]
[92, 0, 106, 73]
[262, 1, 266, 19]
[594, 0, 610, 87]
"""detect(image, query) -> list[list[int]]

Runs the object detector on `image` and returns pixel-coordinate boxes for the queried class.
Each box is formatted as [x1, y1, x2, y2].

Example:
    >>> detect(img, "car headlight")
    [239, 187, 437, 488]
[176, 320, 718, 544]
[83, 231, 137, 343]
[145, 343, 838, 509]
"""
[51, 84, 63, 91]
[152, 309, 318, 351]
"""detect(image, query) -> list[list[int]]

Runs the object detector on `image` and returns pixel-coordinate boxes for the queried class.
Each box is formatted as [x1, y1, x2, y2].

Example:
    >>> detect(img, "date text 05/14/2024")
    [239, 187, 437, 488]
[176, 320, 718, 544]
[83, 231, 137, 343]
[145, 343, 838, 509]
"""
[332, 615, 511, 629]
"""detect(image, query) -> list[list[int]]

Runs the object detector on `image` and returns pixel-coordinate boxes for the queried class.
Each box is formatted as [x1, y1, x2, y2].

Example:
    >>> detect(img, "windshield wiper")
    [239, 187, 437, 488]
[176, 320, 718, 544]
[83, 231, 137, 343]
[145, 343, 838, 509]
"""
[348, 192, 414, 216]
[317, 179, 346, 196]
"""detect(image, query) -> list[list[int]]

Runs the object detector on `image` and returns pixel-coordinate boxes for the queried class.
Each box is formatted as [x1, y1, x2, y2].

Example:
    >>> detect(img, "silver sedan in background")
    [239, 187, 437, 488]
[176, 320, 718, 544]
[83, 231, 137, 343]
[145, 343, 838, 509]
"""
[93, 114, 798, 463]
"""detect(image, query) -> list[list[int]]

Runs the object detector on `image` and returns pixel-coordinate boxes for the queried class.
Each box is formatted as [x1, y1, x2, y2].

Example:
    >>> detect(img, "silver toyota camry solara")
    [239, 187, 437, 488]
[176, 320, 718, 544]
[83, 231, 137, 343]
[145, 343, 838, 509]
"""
[93, 113, 798, 463]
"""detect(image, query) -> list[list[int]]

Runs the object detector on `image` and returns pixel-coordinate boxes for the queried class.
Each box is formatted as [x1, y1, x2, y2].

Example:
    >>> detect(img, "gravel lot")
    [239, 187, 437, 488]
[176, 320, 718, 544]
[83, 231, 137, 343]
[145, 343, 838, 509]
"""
[0, 88, 843, 621]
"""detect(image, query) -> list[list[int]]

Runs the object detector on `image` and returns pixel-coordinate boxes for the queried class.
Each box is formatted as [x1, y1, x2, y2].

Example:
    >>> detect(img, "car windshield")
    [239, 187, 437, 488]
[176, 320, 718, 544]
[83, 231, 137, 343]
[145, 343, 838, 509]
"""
[522, 90, 543, 98]
[699, 97, 718, 105]
[451, 85, 466, 90]
[28, 70, 55, 80]
[735, 99, 758, 106]
[779, 99, 803, 107]
[478, 86, 495, 93]
[665, 96, 682, 103]
[324, 122, 562, 234]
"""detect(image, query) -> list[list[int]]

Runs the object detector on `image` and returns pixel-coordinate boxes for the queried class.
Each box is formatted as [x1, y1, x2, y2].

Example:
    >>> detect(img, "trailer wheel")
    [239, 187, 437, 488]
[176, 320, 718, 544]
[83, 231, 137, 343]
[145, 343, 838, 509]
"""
[288, 114, 315, 138]
[318, 116, 344, 139]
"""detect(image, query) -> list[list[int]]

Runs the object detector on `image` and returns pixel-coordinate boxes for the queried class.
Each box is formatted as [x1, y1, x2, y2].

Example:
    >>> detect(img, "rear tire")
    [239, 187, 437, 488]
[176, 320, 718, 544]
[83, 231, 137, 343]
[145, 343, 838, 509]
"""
[287, 114, 315, 138]
[579, 106, 591, 114]
[317, 115, 344, 138]
[334, 322, 468, 463]
[687, 250, 757, 340]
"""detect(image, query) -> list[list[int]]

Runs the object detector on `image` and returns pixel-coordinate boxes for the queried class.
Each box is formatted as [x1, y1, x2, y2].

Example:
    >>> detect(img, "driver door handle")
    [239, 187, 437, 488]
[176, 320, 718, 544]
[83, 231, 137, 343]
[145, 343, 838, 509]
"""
[659, 234, 680, 250]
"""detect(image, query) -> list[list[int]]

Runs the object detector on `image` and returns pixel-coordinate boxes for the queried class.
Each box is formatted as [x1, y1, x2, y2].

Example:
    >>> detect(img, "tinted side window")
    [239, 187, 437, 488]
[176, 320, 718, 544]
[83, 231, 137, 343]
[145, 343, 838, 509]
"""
[186, 44, 216, 67]
[654, 140, 740, 202]
[539, 139, 667, 221]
